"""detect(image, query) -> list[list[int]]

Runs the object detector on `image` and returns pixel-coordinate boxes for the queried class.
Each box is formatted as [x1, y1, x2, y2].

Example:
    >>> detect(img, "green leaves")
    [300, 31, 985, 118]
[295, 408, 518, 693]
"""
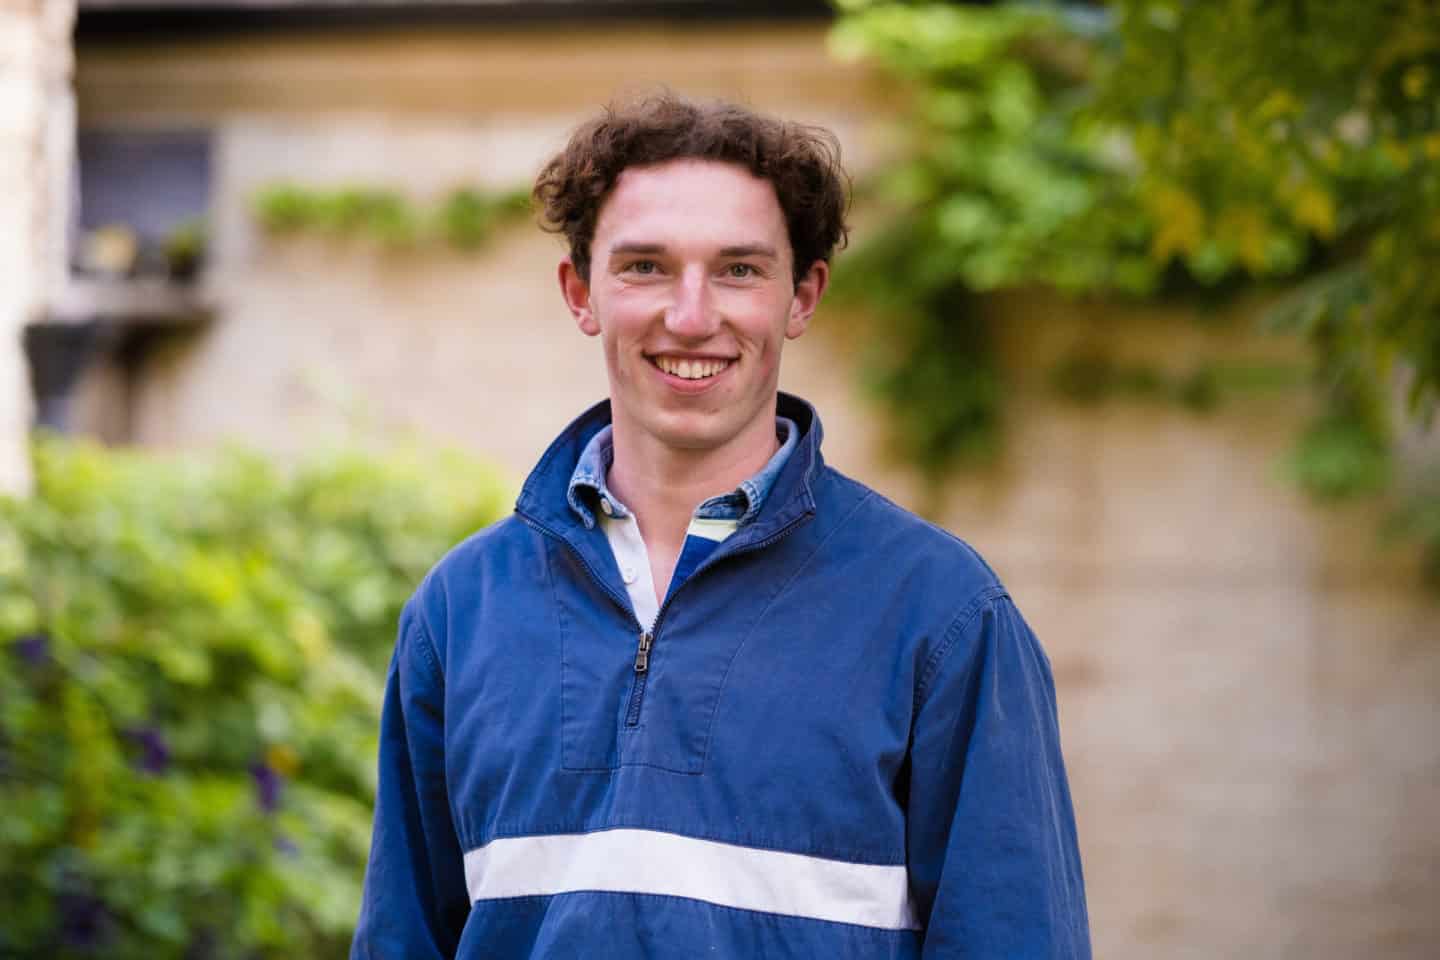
[0, 438, 510, 957]
[830, 2, 1134, 486]
[1285, 415, 1393, 501]
[1094, 0, 1440, 419]
[436, 187, 532, 251]
[253, 183, 532, 252]
[830, 0, 1440, 583]
[838, 2, 1116, 296]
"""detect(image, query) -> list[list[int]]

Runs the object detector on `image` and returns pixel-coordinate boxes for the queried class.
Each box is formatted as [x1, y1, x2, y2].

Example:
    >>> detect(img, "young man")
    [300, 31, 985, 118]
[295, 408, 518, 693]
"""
[352, 95, 1090, 959]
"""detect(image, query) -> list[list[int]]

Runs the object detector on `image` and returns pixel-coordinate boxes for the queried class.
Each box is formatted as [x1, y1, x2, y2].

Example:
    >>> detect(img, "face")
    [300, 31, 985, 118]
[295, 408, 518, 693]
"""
[558, 159, 827, 460]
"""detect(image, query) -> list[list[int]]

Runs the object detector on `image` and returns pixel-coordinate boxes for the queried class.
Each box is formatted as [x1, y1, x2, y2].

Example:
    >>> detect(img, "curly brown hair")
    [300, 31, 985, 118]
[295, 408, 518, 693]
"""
[533, 93, 850, 286]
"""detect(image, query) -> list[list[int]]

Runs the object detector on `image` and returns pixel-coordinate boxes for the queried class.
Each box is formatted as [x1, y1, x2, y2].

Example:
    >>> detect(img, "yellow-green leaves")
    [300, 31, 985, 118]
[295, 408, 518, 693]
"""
[1, 438, 511, 956]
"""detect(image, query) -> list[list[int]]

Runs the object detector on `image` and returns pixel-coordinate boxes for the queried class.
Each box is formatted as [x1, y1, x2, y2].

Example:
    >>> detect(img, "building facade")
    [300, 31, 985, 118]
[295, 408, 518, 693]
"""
[36, 4, 1440, 957]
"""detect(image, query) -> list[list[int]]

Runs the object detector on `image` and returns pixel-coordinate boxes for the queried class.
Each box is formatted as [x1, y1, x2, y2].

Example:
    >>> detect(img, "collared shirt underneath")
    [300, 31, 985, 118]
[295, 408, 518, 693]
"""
[566, 417, 798, 631]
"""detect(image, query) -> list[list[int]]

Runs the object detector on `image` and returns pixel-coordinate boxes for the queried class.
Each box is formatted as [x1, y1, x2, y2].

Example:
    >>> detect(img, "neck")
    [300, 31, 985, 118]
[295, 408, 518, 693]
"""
[606, 411, 779, 550]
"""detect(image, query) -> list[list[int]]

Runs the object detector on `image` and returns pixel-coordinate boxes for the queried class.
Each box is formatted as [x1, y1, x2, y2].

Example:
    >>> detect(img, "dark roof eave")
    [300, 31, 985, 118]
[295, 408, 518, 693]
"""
[76, 0, 836, 40]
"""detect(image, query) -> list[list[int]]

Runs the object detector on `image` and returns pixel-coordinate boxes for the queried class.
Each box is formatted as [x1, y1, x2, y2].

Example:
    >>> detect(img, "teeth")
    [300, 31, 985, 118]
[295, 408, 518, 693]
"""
[655, 356, 730, 380]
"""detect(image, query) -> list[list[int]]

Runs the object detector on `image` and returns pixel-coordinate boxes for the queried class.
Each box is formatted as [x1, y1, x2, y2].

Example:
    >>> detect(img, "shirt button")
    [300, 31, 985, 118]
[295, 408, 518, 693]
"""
[600, 498, 615, 517]
[621, 565, 637, 584]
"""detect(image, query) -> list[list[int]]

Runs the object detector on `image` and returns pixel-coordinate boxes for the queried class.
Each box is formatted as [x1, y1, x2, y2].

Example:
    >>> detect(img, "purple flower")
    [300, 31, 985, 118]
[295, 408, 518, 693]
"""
[274, 834, 299, 856]
[126, 726, 171, 775]
[249, 761, 282, 813]
[56, 890, 112, 951]
[12, 632, 50, 665]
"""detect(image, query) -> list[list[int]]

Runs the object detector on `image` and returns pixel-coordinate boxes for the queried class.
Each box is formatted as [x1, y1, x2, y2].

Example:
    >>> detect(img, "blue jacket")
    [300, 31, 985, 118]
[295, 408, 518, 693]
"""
[352, 393, 1090, 959]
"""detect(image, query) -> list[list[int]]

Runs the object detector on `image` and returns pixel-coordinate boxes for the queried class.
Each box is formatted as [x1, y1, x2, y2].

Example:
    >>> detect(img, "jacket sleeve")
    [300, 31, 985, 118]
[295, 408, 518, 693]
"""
[908, 589, 1091, 958]
[351, 601, 470, 959]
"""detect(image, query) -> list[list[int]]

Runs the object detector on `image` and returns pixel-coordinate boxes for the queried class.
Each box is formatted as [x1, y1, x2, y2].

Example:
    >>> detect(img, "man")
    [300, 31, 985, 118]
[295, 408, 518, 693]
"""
[352, 94, 1090, 959]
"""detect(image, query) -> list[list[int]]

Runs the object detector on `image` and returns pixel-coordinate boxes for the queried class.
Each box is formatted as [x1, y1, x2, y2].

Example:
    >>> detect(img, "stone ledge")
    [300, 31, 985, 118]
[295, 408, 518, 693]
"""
[45, 275, 215, 326]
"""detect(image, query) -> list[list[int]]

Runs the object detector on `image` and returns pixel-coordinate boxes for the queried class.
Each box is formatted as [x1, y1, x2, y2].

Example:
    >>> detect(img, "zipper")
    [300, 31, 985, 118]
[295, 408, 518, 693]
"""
[521, 514, 654, 729]
[522, 508, 812, 729]
[633, 630, 653, 672]
[624, 631, 652, 726]
[620, 510, 810, 726]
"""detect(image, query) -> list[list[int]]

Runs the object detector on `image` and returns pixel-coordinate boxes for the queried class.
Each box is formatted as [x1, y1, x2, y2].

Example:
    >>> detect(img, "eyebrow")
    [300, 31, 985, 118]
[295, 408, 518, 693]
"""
[609, 242, 666, 256]
[606, 242, 780, 260]
[718, 244, 779, 260]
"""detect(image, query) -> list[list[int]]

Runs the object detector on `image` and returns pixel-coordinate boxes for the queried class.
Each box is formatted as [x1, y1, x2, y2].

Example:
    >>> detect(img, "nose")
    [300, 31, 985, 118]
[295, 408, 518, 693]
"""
[664, 266, 719, 339]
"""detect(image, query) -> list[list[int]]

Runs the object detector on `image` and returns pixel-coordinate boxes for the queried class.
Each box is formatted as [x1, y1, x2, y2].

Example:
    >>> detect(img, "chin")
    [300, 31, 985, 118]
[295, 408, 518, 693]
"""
[650, 421, 732, 452]
[638, 408, 737, 451]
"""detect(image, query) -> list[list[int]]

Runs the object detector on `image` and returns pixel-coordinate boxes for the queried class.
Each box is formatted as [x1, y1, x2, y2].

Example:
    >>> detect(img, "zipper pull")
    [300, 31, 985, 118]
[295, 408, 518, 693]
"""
[634, 631, 653, 673]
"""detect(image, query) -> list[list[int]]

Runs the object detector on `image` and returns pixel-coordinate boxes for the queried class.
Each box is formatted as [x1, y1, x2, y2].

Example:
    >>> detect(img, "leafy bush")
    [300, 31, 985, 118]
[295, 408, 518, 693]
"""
[0, 437, 511, 958]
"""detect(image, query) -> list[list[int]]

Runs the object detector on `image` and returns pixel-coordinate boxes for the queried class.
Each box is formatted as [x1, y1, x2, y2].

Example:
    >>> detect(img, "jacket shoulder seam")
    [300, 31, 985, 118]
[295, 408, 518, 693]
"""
[408, 512, 530, 682]
[825, 469, 1005, 586]
[914, 584, 1009, 713]
[406, 599, 445, 688]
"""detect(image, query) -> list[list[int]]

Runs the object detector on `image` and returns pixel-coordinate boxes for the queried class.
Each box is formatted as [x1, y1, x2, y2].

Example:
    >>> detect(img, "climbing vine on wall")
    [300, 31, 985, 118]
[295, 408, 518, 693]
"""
[831, 0, 1440, 584]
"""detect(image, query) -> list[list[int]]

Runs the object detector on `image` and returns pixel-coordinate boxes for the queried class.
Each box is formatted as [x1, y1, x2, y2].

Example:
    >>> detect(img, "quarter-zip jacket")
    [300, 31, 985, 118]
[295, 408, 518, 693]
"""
[351, 393, 1090, 959]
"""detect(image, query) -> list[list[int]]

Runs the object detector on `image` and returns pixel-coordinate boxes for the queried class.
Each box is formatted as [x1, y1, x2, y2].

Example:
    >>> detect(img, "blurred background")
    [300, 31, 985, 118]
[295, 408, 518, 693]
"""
[2, 0, 1437, 956]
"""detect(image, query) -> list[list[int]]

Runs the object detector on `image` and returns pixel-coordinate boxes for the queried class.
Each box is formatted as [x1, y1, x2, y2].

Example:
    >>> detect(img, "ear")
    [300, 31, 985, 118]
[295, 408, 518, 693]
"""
[786, 259, 829, 340]
[558, 257, 599, 336]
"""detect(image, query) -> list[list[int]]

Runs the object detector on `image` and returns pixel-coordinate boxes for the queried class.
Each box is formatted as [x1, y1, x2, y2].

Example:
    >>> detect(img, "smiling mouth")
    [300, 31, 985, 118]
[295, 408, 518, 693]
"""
[648, 355, 735, 381]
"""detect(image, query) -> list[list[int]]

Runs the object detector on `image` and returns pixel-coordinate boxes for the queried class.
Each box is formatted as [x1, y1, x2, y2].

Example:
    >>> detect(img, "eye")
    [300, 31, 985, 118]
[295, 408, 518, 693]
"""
[726, 263, 757, 279]
[627, 260, 659, 275]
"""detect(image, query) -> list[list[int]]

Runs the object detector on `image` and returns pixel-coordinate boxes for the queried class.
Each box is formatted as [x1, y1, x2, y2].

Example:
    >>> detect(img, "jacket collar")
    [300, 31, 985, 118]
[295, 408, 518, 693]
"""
[515, 392, 822, 551]
[564, 417, 799, 529]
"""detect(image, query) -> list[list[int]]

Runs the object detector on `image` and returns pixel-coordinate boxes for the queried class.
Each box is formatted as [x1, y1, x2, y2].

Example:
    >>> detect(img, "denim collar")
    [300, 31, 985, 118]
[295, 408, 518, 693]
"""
[566, 417, 799, 530]
[515, 393, 822, 562]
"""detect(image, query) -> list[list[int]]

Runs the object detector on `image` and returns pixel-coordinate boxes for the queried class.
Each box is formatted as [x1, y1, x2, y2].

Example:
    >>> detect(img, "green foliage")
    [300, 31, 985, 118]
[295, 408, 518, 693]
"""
[832, 0, 1440, 583]
[1092, 0, 1440, 501]
[1095, 0, 1440, 403]
[1393, 471, 1440, 587]
[161, 220, 205, 272]
[1049, 351, 1311, 411]
[828, 0, 1155, 477]
[253, 183, 531, 252]
[1285, 414, 1393, 500]
[1266, 263, 1399, 499]
[868, 289, 1001, 477]
[436, 187, 532, 251]
[0, 438, 510, 958]
[830, 1, 1158, 298]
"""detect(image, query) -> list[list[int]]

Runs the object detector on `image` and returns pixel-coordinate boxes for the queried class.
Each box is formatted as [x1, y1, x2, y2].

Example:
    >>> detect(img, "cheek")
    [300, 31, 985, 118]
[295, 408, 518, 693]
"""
[727, 292, 789, 337]
[755, 348, 781, 381]
[602, 333, 629, 373]
[745, 331, 784, 384]
[608, 282, 669, 316]
[601, 333, 656, 393]
[593, 297, 648, 350]
[752, 305, 794, 358]
[609, 305, 664, 349]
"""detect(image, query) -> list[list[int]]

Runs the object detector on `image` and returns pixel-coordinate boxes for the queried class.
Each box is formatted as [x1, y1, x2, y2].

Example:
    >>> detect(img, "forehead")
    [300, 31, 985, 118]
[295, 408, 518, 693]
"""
[594, 159, 788, 252]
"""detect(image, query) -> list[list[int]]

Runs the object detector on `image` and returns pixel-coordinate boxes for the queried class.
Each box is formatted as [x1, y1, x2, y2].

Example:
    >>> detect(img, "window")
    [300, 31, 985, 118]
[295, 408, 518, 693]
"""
[72, 128, 212, 279]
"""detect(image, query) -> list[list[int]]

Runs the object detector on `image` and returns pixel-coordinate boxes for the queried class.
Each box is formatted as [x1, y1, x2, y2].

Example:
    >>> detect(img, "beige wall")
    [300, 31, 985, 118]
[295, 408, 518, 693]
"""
[930, 295, 1440, 958]
[75, 22, 1440, 959]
